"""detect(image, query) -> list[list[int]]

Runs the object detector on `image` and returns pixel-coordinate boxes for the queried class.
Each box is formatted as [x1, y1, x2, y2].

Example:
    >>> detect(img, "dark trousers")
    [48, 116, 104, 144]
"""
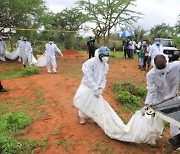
[88, 48, 95, 59]
[124, 48, 128, 58]
[0, 81, 3, 91]
[128, 49, 134, 58]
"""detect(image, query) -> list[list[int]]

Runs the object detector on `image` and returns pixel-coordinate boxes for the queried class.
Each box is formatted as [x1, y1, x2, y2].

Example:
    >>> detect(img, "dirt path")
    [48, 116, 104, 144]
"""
[0, 51, 174, 153]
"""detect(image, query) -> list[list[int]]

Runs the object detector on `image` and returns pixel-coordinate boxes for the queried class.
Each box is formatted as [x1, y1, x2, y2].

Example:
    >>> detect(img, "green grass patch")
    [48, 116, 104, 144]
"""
[0, 112, 31, 132]
[113, 81, 147, 112]
[22, 66, 40, 77]
[0, 65, 40, 79]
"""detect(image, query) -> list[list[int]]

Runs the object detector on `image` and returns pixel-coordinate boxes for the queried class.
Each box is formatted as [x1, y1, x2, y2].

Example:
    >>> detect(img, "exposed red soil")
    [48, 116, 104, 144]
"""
[62, 49, 85, 58]
[0, 52, 176, 154]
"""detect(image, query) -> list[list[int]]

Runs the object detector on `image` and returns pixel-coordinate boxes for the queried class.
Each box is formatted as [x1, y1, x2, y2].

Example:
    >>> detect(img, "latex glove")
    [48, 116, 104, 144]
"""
[94, 89, 101, 98]
[98, 88, 103, 95]
[142, 106, 155, 115]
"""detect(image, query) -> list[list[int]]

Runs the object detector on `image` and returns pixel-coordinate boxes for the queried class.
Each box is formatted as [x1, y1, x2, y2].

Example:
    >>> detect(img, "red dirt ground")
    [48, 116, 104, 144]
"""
[0, 50, 178, 154]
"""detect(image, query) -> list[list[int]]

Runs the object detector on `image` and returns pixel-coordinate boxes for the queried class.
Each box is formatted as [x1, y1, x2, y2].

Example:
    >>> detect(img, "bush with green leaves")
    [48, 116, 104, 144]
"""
[21, 67, 40, 77]
[115, 91, 140, 106]
[113, 81, 147, 98]
[0, 136, 22, 154]
[113, 81, 136, 95]
[137, 86, 147, 97]
[0, 112, 31, 132]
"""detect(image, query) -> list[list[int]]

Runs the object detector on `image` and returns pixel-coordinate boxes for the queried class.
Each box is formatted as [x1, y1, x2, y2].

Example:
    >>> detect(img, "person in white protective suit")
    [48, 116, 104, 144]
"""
[45, 38, 63, 73]
[145, 54, 180, 138]
[19, 37, 33, 68]
[0, 37, 6, 61]
[149, 38, 164, 67]
[74, 46, 110, 124]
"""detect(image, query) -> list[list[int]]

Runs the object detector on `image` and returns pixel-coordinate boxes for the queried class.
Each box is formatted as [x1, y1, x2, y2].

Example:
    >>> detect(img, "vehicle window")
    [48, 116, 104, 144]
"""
[160, 40, 173, 47]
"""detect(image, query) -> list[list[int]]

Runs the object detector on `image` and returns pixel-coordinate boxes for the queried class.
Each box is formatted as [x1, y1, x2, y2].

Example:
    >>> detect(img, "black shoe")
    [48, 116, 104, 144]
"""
[0, 88, 8, 93]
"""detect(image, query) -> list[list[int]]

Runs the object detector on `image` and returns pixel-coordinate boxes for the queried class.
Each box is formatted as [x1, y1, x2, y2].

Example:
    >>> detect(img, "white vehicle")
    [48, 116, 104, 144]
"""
[155, 38, 179, 62]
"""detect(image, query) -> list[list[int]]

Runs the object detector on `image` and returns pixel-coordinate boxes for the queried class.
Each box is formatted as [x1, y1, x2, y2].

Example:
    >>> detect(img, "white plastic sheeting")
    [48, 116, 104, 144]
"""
[5, 50, 20, 60]
[0, 49, 43, 67]
[35, 54, 46, 67]
[74, 84, 164, 144]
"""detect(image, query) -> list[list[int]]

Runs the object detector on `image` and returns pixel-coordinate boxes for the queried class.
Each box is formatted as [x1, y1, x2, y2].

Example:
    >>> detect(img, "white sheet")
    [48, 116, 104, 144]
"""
[34, 54, 46, 67]
[74, 84, 164, 144]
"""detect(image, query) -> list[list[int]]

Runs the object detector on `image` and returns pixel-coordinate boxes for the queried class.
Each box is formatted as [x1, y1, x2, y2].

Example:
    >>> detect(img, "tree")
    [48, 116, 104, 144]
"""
[133, 26, 147, 42]
[0, 0, 47, 32]
[149, 23, 175, 39]
[77, 0, 141, 45]
[51, 8, 88, 48]
[175, 14, 180, 35]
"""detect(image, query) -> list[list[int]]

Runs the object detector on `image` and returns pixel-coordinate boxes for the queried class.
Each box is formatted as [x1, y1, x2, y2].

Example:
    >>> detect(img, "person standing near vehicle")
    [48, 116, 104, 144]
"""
[45, 38, 63, 73]
[19, 37, 33, 68]
[74, 46, 110, 124]
[149, 39, 164, 66]
[87, 36, 95, 59]
[0, 37, 6, 61]
[145, 54, 180, 139]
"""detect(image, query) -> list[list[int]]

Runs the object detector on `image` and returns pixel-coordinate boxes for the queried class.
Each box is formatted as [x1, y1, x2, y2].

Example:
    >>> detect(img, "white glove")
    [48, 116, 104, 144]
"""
[94, 89, 101, 98]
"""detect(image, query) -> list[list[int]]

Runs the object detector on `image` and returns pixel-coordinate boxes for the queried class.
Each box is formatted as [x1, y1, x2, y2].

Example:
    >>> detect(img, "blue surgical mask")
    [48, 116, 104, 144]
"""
[156, 41, 160, 46]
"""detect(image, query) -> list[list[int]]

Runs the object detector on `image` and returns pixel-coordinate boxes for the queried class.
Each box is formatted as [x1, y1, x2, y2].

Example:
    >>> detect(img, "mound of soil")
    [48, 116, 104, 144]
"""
[62, 49, 84, 58]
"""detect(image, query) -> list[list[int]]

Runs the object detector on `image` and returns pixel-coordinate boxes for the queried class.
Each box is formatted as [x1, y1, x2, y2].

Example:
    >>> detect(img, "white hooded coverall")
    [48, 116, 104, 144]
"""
[0, 40, 6, 61]
[149, 43, 164, 66]
[45, 42, 63, 72]
[145, 61, 180, 137]
[19, 41, 32, 66]
[74, 50, 109, 118]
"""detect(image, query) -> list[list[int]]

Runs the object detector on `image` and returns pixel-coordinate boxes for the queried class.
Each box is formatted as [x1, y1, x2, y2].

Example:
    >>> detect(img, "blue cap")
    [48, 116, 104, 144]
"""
[98, 46, 110, 55]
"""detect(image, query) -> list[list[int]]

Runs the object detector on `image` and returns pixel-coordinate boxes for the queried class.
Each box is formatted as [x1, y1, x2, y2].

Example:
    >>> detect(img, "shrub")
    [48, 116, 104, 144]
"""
[0, 112, 31, 132]
[115, 91, 140, 106]
[113, 81, 137, 95]
[0, 136, 22, 154]
[22, 67, 39, 77]
[137, 86, 147, 97]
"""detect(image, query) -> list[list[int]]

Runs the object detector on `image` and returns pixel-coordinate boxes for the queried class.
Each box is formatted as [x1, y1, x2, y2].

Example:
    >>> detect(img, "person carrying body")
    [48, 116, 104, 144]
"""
[19, 37, 33, 68]
[145, 54, 180, 139]
[74, 46, 110, 124]
[45, 38, 63, 73]
[0, 37, 6, 62]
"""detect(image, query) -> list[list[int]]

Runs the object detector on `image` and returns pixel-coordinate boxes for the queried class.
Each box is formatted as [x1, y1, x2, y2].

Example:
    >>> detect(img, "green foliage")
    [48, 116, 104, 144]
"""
[163, 120, 170, 128]
[0, 135, 22, 154]
[115, 91, 140, 106]
[137, 86, 147, 97]
[113, 81, 147, 111]
[113, 81, 147, 98]
[22, 67, 40, 77]
[0, 0, 47, 29]
[78, 0, 141, 45]
[0, 112, 31, 132]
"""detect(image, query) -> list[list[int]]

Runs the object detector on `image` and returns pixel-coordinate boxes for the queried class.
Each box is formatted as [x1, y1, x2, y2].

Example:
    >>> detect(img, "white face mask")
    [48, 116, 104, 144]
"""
[102, 57, 109, 63]
[155, 67, 167, 74]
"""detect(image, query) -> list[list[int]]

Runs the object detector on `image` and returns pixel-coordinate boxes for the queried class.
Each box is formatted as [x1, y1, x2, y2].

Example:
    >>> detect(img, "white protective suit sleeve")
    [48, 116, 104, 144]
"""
[82, 62, 99, 90]
[54, 45, 63, 56]
[99, 64, 109, 90]
[145, 71, 156, 105]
